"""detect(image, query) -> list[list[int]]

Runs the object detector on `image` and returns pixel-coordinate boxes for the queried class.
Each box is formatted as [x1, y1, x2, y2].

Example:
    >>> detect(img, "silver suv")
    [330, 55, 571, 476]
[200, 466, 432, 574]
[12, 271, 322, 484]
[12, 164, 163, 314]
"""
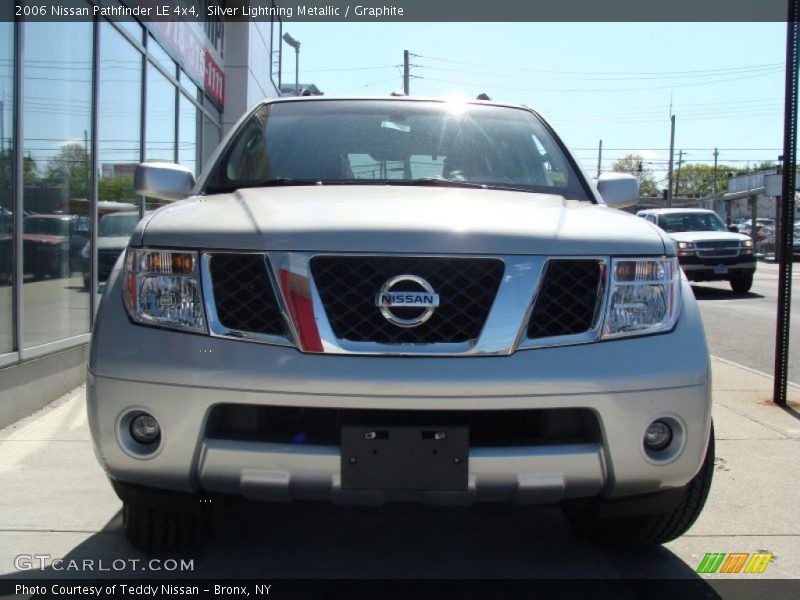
[87, 98, 713, 553]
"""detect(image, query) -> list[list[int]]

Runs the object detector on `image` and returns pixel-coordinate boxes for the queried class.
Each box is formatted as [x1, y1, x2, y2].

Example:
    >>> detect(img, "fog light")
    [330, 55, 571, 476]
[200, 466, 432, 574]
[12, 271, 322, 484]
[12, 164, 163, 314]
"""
[130, 414, 160, 444]
[644, 420, 673, 451]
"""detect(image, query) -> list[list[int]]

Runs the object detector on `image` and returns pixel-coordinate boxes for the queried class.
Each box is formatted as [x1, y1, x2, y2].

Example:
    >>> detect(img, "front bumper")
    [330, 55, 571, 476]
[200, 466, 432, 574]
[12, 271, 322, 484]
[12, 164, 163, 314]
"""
[88, 270, 712, 507]
[679, 256, 756, 281]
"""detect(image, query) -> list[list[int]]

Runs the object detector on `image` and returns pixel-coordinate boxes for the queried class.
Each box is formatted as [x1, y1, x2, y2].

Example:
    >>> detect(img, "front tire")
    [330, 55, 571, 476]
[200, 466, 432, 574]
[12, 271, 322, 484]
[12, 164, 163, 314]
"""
[730, 274, 753, 293]
[123, 500, 209, 553]
[114, 482, 211, 553]
[562, 424, 714, 549]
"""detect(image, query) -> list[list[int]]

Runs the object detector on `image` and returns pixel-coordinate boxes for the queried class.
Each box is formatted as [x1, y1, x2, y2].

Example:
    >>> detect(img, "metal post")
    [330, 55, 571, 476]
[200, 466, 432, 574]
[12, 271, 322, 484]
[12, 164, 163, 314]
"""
[596, 139, 602, 180]
[13, 19, 23, 353]
[90, 19, 99, 317]
[774, 0, 800, 406]
[751, 195, 758, 256]
[667, 115, 676, 207]
[403, 50, 410, 95]
[295, 47, 299, 96]
[674, 150, 683, 199]
[713, 147, 719, 194]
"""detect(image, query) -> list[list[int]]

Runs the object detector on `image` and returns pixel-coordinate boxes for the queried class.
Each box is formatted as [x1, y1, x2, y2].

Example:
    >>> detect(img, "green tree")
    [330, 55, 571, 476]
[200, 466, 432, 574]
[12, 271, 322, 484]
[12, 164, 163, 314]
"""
[0, 149, 38, 195]
[42, 143, 90, 200]
[611, 154, 659, 197]
[98, 175, 136, 202]
[674, 163, 744, 197]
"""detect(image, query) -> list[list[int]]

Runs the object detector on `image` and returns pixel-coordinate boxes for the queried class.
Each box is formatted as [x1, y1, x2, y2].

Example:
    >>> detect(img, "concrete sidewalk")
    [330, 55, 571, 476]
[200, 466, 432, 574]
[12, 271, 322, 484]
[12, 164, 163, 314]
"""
[0, 357, 798, 581]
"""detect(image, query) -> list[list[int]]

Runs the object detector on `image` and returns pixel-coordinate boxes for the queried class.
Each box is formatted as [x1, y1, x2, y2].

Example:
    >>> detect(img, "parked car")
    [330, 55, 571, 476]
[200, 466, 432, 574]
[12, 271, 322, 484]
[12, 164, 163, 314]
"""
[22, 214, 78, 280]
[81, 211, 146, 289]
[88, 97, 714, 553]
[637, 208, 756, 293]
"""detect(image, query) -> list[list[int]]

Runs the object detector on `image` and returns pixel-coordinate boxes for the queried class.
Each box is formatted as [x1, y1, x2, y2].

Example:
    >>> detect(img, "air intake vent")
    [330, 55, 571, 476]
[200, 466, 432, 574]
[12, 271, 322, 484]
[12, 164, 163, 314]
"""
[310, 256, 504, 344]
[527, 260, 603, 339]
[209, 253, 287, 337]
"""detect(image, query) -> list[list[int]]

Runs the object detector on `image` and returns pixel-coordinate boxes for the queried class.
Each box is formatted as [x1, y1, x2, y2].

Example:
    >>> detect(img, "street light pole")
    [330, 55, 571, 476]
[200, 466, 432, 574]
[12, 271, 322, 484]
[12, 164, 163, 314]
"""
[667, 115, 676, 207]
[282, 33, 301, 96]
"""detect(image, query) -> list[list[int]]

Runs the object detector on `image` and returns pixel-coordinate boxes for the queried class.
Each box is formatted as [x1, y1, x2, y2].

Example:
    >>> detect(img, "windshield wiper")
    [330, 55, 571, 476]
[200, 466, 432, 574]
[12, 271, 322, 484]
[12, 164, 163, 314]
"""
[400, 178, 536, 194]
[206, 178, 322, 194]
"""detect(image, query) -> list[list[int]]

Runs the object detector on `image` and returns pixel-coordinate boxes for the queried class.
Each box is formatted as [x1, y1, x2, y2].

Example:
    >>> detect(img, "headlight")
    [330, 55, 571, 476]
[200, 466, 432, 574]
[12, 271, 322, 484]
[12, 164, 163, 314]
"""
[676, 241, 694, 249]
[123, 248, 206, 333]
[741, 239, 754, 248]
[676, 241, 695, 256]
[80, 243, 89, 259]
[602, 257, 682, 338]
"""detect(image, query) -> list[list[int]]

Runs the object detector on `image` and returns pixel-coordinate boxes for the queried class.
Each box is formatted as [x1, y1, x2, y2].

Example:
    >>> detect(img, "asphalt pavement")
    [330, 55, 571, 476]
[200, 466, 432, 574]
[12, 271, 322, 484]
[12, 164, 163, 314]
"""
[692, 260, 800, 385]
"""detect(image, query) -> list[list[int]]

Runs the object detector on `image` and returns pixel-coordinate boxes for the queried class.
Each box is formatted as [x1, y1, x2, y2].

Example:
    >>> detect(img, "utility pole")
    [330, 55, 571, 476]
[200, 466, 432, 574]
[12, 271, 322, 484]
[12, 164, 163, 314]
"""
[667, 114, 676, 207]
[0, 97, 4, 152]
[596, 139, 602, 179]
[713, 147, 719, 194]
[674, 150, 684, 199]
[403, 50, 410, 95]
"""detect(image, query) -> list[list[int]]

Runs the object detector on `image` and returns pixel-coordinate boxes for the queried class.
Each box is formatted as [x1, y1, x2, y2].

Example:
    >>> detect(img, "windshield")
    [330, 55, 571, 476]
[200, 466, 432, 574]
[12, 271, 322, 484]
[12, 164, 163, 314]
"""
[24, 217, 70, 236]
[98, 213, 140, 237]
[657, 212, 727, 233]
[205, 100, 591, 200]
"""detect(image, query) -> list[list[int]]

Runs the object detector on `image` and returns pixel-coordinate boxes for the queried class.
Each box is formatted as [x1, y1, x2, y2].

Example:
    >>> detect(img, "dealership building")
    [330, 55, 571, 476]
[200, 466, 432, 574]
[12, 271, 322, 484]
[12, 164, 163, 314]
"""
[0, 2, 289, 427]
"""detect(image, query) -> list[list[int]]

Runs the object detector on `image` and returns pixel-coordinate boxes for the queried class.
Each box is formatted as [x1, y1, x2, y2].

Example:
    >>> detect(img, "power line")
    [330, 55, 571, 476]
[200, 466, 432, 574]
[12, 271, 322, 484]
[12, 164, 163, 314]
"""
[414, 69, 783, 93]
[412, 63, 782, 82]
[410, 53, 783, 77]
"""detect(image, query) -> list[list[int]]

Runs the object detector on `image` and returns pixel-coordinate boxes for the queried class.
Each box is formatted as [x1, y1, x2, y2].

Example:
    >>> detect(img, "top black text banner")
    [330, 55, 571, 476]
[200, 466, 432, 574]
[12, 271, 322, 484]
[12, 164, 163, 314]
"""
[6, 0, 790, 22]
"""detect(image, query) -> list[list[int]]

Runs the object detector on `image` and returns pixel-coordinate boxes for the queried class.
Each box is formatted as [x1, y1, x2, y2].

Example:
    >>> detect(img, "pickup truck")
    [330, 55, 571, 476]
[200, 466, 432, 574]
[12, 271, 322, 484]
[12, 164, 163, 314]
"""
[87, 97, 713, 553]
[637, 208, 755, 293]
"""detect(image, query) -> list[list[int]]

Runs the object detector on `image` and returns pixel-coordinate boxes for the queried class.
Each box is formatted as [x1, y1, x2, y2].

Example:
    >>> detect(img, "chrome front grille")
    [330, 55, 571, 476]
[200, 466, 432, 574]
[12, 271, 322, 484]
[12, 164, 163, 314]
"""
[310, 256, 505, 344]
[207, 253, 287, 337]
[527, 260, 604, 339]
[202, 252, 612, 355]
[695, 240, 740, 258]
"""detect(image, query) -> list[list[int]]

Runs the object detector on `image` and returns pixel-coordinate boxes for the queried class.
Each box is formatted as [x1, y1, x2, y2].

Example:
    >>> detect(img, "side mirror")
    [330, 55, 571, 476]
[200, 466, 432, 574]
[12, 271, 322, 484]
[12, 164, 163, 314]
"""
[728, 225, 739, 233]
[597, 173, 639, 208]
[134, 162, 195, 202]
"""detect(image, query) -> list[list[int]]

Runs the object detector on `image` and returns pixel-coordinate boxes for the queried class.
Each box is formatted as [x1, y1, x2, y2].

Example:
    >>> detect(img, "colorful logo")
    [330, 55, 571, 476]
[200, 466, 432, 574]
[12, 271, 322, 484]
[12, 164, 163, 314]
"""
[696, 552, 773, 574]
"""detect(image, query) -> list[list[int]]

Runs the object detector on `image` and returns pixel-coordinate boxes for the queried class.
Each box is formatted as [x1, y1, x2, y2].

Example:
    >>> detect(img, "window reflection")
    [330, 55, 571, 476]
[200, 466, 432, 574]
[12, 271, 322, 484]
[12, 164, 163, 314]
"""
[22, 20, 92, 348]
[0, 15, 13, 353]
[145, 61, 176, 211]
[95, 21, 142, 288]
[203, 114, 221, 169]
[179, 93, 200, 176]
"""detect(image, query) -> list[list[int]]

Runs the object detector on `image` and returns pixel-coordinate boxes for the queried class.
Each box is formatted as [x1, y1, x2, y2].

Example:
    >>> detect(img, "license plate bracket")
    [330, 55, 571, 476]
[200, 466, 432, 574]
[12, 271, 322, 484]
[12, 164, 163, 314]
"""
[714, 265, 729, 274]
[341, 418, 469, 491]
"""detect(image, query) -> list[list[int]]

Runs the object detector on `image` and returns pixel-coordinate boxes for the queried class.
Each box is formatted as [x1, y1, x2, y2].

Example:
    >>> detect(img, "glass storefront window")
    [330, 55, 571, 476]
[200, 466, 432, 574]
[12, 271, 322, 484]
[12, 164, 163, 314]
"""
[179, 93, 200, 176]
[202, 113, 222, 169]
[145, 62, 176, 210]
[145, 62, 176, 164]
[97, 21, 143, 286]
[147, 36, 176, 78]
[22, 21, 92, 348]
[0, 15, 14, 353]
[180, 70, 201, 103]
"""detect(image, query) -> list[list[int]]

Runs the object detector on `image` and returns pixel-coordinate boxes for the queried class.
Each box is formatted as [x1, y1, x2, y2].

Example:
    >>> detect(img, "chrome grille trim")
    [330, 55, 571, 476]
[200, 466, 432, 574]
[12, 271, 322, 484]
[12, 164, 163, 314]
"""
[201, 251, 613, 356]
[201, 252, 295, 347]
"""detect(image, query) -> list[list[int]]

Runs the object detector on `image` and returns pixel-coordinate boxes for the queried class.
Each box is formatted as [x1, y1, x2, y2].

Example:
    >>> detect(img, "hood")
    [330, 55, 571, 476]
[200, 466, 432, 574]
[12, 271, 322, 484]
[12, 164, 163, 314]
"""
[23, 233, 67, 245]
[668, 231, 750, 244]
[135, 186, 667, 256]
[96, 235, 132, 251]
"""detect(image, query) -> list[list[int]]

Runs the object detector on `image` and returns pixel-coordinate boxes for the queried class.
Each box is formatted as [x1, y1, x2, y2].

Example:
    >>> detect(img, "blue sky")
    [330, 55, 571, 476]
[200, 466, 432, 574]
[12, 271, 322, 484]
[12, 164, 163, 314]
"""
[283, 22, 787, 188]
